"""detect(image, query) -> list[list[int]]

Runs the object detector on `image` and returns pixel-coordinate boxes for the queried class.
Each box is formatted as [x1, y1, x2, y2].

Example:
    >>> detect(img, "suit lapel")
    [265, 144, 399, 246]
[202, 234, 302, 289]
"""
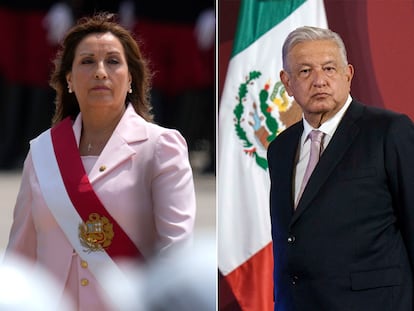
[291, 101, 364, 224]
[283, 123, 304, 213]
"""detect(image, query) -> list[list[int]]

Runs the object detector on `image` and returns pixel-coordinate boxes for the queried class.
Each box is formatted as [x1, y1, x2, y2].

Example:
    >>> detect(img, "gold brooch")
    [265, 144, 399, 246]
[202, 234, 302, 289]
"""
[79, 213, 114, 253]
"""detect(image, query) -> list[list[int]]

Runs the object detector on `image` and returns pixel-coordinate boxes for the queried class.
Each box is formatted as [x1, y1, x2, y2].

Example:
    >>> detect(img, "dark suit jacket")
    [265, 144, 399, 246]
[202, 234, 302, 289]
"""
[268, 100, 414, 311]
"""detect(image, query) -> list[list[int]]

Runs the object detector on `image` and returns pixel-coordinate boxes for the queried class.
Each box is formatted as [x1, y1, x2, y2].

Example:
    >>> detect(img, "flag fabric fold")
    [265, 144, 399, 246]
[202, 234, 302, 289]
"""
[218, 1, 327, 310]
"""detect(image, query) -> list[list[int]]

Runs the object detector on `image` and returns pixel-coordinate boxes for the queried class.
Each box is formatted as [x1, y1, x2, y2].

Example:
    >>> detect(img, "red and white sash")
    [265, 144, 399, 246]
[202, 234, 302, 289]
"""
[30, 117, 143, 287]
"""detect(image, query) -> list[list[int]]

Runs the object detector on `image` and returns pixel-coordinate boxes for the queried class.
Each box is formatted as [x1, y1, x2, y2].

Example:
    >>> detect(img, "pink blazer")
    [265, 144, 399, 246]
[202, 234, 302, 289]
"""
[5, 104, 196, 309]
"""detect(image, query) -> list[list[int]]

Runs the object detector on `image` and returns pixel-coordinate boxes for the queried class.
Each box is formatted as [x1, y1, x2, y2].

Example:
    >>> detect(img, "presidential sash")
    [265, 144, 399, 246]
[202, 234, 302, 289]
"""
[31, 117, 143, 288]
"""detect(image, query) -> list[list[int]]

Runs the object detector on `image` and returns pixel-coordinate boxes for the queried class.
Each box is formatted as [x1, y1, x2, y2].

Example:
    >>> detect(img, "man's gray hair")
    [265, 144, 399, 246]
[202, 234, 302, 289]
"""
[282, 26, 348, 71]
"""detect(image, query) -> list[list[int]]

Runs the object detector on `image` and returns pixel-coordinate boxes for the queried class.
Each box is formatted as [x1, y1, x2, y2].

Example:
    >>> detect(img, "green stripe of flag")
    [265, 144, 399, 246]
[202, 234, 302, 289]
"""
[232, 0, 306, 57]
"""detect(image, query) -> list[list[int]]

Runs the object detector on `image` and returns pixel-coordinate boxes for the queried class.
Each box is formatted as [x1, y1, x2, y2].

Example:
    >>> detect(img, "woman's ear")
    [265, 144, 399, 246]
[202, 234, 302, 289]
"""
[66, 72, 71, 83]
[66, 72, 72, 92]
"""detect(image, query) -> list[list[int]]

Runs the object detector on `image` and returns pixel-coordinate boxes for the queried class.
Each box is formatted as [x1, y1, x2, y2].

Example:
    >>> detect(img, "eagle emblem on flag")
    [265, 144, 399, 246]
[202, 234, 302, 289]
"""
[233, 70, 301, 170]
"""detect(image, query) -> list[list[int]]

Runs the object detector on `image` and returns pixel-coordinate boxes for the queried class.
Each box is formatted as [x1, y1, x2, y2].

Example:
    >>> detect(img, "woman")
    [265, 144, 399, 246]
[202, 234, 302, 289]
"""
[5, 13, 196, 310]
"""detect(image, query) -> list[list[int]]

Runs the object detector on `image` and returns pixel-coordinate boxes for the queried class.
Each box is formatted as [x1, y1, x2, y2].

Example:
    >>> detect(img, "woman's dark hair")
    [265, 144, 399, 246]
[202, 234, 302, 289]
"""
[50, 12, 153, 125]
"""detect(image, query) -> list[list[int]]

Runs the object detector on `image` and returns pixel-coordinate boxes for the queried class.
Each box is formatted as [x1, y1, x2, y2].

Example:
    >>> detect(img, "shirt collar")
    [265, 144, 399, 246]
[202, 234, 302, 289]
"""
[301, 95, 352, 145]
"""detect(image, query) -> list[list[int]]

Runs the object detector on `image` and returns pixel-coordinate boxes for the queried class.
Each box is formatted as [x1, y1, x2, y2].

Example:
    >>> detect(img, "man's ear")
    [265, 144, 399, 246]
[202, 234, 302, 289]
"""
[345, 64, 354, 83]
[280, 70, 293, 97]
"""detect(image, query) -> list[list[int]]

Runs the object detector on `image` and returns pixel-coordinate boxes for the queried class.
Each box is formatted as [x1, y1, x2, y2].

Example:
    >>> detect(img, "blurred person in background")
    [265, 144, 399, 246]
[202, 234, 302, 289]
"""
[132, 1, 215, 173]
[4, 13, 196, 310]
[0, 1, 57, 169]
[0, 253, 75, 310]
[100, 231, 216, 311]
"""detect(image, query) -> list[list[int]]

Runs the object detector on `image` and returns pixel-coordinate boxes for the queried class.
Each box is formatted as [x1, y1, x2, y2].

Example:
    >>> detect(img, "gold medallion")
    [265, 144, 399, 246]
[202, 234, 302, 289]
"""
[79, 213, 114, 253]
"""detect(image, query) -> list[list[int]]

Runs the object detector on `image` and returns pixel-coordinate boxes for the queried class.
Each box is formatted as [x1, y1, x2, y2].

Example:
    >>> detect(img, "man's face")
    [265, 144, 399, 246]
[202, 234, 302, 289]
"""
[280, 39, 354, 126]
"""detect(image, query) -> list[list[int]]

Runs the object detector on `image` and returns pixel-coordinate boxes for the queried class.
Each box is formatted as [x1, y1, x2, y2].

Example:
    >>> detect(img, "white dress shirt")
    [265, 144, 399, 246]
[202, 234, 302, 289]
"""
[294, 95, 353, 204]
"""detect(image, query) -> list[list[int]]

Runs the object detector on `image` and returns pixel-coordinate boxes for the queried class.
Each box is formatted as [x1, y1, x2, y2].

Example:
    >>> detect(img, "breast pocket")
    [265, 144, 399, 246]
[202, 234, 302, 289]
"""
[338, 167, 377, 180]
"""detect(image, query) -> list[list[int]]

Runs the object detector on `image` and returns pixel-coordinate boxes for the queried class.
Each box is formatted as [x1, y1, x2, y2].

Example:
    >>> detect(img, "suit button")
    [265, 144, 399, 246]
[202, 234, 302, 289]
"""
[81, 278, 89, 286]
[292, 276, 299, 285]
[287, 236, 296, 244]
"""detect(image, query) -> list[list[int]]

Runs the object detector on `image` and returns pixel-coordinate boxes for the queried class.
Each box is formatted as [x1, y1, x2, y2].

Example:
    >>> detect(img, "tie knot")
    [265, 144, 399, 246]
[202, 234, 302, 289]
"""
[309, 130, 324, 143]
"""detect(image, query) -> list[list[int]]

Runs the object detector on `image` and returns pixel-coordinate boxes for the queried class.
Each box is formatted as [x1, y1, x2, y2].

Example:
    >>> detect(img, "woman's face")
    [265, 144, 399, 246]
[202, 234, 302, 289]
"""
[66, 32, 131, 115]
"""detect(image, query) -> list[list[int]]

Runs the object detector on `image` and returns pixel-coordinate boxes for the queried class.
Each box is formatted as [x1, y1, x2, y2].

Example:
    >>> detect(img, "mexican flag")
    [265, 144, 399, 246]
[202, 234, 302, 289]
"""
[218, 1, 327, 310]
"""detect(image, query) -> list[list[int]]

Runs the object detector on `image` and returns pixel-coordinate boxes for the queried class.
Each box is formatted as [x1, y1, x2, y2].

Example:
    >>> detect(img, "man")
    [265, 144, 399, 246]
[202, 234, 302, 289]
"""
[268, 26, 414, 311]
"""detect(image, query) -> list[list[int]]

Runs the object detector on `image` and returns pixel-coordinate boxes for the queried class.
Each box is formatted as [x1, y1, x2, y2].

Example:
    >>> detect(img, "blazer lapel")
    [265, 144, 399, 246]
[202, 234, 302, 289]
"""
[73, 105, 149, 184]
[88, 132, 137, 184]
[292, 101, 364, 224]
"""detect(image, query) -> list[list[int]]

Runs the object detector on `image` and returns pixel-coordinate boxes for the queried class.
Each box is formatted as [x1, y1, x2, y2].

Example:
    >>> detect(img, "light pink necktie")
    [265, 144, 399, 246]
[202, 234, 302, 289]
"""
[296, 130, 324, 207]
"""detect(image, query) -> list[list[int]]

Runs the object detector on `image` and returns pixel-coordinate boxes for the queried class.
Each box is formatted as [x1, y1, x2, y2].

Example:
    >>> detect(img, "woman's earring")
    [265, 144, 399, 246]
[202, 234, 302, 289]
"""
[68, 86, 73, 93]
[128, 85, 132, 94]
